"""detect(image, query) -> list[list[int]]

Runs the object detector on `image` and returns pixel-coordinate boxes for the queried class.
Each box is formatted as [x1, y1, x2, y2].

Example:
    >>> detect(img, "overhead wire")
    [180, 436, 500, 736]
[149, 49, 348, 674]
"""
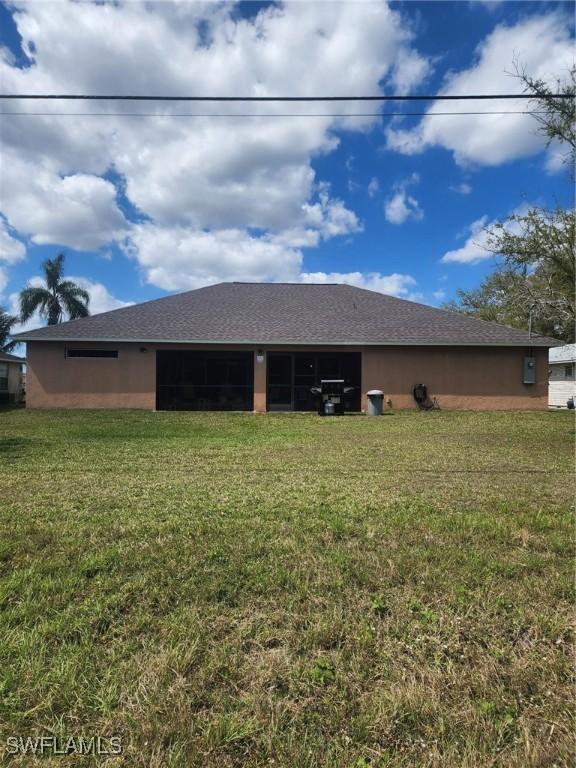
[1, 90, 567, 118]
[0, 110, 549, 118]
[0, 92, 573, 102]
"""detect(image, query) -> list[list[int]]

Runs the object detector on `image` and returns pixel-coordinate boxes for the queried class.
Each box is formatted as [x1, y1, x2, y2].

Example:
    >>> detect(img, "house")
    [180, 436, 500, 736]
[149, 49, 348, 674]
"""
[13, 282, 559, 412]
[0, 351, 26, 405]
[549, 343, 576, 409]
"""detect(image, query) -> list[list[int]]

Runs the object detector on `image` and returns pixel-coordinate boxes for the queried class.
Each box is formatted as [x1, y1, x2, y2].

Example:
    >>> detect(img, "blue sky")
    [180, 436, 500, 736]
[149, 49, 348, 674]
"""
[0, 1, 573, 326]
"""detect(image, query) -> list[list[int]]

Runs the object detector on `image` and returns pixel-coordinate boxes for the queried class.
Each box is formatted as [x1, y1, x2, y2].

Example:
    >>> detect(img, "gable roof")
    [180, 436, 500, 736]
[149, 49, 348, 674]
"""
[0, 351, 25, 363]
[13, 282, 559, 347]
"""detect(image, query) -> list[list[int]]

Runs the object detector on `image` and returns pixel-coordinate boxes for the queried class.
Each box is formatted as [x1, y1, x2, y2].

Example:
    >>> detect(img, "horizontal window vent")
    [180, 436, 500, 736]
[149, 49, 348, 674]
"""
[66, 349, 118, 359]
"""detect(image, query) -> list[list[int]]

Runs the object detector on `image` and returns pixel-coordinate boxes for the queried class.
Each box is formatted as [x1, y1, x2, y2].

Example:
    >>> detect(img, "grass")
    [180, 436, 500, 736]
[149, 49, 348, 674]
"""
[0, 409, 573, 767]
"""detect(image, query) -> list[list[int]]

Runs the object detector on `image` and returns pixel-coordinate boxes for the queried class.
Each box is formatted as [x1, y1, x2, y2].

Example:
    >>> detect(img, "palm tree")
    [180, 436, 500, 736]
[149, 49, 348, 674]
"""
[19, 254, 90, 326]
[0, 307, 18, 352]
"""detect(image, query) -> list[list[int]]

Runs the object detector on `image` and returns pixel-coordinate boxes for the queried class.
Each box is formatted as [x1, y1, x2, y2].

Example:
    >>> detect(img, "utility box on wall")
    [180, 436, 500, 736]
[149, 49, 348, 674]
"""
[523, 356, 536, 384]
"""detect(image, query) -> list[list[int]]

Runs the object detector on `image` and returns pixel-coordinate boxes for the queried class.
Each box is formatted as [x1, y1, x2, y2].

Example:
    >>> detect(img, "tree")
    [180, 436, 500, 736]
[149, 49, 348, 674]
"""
[485, 207, 575, 340]
[0, 307, 18, 353]
[517, 62, 575, 175]
[445, 269, 532, 326]
[445, 245, 574, 342]
[447, 66, 575, 342]
[19, 254, 90, 326]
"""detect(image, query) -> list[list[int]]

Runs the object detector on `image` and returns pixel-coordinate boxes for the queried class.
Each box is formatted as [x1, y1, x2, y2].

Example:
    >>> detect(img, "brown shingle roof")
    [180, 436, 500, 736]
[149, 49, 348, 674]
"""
[13, 282, 559, 346]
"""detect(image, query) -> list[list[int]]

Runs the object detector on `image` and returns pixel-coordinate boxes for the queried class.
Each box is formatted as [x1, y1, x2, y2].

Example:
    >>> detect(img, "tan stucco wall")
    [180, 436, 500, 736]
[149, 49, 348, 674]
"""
[25, 341, 549, 411]
[254, 351, 267, 413]
[361, 345, 548, 410]
[26, 342, 156, 409]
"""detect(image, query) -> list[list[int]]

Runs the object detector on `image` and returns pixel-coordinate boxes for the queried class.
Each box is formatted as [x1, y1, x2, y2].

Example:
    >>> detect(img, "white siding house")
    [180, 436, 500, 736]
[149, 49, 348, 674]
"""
[549, 344, 576, 408]
[0, 352, 25, 405]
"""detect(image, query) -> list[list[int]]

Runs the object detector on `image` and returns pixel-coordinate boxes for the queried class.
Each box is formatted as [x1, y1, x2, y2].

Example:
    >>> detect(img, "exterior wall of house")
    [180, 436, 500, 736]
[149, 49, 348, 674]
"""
[26, 340, 549, 411]
[548, 362, 576, 408]
[26, 341, 263, 410]
[0, 361, 24, 402]
[362, 345, 549, 410]
[26, 341, 157, 409]
[7, 362, 24, 401]
[254, 352, 267, 413]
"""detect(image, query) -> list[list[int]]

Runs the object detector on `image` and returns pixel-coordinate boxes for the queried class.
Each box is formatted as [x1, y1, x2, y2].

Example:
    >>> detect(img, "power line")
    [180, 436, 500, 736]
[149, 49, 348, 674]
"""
[0, 110, 548, 118]
[0, 92, 573, 102]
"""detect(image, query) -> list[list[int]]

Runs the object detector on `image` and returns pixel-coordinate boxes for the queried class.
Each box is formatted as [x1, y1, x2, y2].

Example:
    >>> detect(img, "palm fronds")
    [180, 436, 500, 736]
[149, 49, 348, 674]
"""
[0, 307, 18, 352]
[18, 254, 90, 326]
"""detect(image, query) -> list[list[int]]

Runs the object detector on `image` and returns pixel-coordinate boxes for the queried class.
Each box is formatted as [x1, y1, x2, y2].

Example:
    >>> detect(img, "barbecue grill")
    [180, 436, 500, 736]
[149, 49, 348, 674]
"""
[311, 379, 355, 415]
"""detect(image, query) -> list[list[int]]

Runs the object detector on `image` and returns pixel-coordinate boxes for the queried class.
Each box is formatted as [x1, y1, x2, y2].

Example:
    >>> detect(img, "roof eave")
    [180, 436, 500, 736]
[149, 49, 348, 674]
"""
[14, 336, 559, 347]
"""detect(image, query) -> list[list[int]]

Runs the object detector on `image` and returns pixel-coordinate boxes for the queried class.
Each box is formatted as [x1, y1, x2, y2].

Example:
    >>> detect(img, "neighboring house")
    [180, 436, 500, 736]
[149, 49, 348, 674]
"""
[549, 343, 576, 409]
[13, 282, 560, 412]
[0, 351, 26, 405]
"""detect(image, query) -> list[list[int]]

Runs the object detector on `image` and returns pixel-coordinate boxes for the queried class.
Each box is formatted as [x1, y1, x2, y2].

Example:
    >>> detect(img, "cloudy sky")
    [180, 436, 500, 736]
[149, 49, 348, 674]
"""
[0, 0, 573, 324]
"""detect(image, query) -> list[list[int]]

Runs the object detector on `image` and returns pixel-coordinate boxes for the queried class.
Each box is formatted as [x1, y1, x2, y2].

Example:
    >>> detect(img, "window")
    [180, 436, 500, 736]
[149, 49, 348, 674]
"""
[564, 363, 575, 380]
[0, 363, 7, 391]
[66, 349, 118, 359]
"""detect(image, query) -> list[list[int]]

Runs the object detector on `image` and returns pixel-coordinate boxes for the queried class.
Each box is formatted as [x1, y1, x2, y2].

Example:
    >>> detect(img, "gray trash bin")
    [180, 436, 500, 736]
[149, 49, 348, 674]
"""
[367, 389, 384, 416]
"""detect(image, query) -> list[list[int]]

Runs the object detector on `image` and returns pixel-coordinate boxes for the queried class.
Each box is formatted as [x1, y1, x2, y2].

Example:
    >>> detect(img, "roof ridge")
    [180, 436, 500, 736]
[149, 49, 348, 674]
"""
[231, 281, 340, 285]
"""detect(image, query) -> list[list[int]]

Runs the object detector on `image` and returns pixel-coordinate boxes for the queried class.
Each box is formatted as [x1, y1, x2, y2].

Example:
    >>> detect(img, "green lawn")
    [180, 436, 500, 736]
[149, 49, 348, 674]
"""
[0, 409, 573, 767]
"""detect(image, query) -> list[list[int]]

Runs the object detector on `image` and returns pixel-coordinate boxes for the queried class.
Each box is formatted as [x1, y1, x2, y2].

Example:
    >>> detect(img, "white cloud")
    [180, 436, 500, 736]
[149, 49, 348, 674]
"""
[347, 179, 360, 194]
[385, 128, 426, 156]
[471, 1, 506, 9]
[301, 185, 362, 239]
[0, 216, 26, 264]
[0, 268, 8, 297]
[160, 183, 362, 281]
[0, 218, 26, 298]
[441, 216, 492, 264]
[68, 277, 134, 315]
[0, 1, 430, 287]
[450, 182, 472, 195]
[368, 177, 380, 198]
[384, 191, 423, 225]
[385, 12, 574, 166]
[441, 205, 528, 264]
[384, 173, 423, 225]
[300, 271, 419, 299]
[433, 289, 446, 302]
[126, 225, 304, 291]
[127, 218, 420, 298]
[470, 0, 506, 10]
[544, 141, 571, 174]
[391, 48, 431, 93]
[1, 156, 128, 251]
